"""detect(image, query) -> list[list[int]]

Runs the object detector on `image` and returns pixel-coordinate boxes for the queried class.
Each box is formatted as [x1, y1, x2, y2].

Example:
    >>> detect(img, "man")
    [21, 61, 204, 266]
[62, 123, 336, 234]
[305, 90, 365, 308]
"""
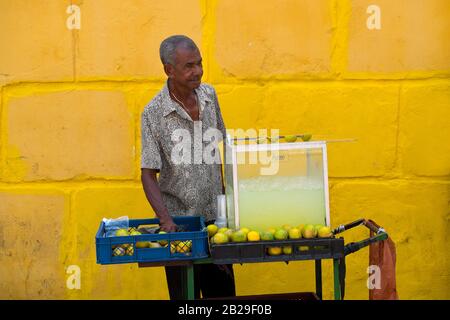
[140, 35, 235, 300]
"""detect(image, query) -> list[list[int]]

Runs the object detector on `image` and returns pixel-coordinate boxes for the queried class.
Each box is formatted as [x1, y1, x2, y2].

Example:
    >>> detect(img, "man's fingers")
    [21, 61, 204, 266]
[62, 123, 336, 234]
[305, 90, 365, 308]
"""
[161, 223, 178, 233]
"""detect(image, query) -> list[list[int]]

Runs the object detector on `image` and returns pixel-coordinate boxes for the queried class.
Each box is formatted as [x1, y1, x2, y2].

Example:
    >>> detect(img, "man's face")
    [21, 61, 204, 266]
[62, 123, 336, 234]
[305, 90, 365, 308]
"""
[165, 47, 203, 90]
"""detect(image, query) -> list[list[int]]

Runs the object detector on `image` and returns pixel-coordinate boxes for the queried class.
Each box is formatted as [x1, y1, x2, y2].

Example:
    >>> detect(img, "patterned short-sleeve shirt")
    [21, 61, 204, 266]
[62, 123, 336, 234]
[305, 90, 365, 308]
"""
[141, 82, 226, 222]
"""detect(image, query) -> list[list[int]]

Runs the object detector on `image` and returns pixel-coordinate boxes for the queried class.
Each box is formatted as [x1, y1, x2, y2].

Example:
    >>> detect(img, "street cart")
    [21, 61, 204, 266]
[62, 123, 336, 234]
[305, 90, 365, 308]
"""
[96, 136, 390, 299]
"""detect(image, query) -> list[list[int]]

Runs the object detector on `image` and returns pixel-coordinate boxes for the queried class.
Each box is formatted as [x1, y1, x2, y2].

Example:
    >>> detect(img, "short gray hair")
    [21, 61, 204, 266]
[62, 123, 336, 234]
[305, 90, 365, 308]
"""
[159, 35, 198, 65]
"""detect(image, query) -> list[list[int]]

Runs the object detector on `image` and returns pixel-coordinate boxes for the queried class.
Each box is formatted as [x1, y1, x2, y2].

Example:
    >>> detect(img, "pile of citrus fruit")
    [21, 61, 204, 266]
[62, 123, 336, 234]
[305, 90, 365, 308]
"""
[207, 223, 333, 256]
[111, 227, 192, 256]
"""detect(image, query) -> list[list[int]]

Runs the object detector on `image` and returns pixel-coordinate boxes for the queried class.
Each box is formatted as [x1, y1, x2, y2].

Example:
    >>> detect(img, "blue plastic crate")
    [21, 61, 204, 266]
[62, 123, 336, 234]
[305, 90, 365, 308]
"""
[96, 216, 209, 265]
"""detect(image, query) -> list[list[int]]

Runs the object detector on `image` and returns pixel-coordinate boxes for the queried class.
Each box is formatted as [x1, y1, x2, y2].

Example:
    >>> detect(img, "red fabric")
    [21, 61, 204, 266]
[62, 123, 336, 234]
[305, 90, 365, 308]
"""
[368, 220, 399, 300]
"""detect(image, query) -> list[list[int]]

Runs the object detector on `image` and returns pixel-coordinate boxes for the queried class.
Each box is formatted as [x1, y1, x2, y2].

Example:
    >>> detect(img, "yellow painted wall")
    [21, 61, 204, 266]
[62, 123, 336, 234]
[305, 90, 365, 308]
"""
[0, 0, 449, 299]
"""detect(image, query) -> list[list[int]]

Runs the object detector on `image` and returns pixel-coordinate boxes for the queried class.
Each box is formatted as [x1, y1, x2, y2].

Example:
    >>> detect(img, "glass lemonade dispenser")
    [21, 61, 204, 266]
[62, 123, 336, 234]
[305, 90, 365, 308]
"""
[223, 135, 330, 232]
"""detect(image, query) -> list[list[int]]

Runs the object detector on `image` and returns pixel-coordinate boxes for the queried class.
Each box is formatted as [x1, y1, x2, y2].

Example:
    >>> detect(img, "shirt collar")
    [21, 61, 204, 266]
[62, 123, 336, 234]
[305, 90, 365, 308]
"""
[161, 81, 211, 121]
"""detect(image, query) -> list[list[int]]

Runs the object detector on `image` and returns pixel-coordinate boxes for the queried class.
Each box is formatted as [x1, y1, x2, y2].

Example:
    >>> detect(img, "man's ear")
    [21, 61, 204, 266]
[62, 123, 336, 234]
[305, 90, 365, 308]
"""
[163, 64, 174, 78]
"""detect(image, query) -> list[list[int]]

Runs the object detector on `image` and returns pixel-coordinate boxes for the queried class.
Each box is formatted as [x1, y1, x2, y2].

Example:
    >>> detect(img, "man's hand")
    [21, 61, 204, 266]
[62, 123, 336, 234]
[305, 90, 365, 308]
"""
[159, 216, 178, 233]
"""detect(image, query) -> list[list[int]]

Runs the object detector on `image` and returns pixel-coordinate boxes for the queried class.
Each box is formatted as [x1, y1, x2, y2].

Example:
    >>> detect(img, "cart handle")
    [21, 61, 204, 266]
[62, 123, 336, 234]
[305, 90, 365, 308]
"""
[332, 218, 385, 235]
[343, 232, 388, 255]
[332, 218, 389, 256]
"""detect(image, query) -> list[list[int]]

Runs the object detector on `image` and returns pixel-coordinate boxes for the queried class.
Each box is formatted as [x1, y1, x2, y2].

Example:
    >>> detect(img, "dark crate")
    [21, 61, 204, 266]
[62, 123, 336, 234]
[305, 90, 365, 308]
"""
[96, 216, 209, 265]
[206, 292, 320, 300]
[210, 237, 344, 264]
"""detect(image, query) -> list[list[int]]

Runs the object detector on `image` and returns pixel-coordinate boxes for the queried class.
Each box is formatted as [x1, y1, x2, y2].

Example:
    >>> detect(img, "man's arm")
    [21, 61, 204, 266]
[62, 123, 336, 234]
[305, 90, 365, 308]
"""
[141, 168, 177, 232]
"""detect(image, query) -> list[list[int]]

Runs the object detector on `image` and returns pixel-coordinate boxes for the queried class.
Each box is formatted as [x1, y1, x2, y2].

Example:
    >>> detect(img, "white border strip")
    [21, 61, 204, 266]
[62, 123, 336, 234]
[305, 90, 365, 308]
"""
[322, 144, 331, 227]
[231, 147, 240, 229]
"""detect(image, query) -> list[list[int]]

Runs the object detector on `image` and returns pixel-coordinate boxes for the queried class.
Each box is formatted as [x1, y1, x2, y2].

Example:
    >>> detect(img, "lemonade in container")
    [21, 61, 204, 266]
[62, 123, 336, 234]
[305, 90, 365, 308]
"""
[223, 135, 330, 232]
